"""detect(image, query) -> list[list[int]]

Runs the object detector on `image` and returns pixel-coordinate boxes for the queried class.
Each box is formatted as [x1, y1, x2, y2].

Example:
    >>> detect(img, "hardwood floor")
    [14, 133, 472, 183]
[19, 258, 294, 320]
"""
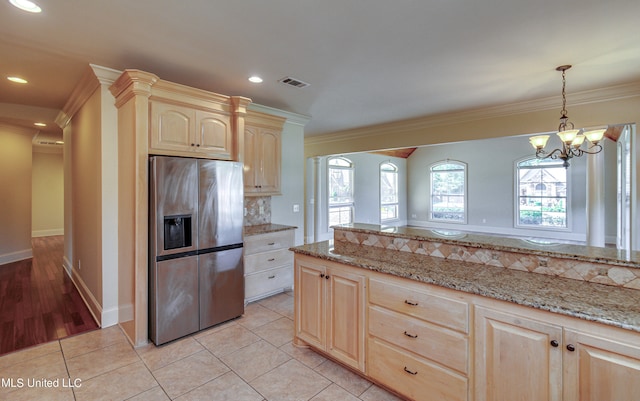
[0, 236, 98, 355]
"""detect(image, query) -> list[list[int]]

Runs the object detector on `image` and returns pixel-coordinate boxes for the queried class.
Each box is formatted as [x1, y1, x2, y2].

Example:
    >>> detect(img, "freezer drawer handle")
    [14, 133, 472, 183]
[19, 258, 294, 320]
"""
[267, 242, 276, 246]
[268, 275, 276, 279]
[268, 258, 276, 262]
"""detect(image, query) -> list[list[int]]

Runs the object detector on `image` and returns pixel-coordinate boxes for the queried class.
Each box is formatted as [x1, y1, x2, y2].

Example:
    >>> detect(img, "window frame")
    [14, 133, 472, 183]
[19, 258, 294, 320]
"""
[327, 156, 355, 227]
[428, 160, 467, 224]
[380, 162, 399, 222]
[514, 156, 571, 231]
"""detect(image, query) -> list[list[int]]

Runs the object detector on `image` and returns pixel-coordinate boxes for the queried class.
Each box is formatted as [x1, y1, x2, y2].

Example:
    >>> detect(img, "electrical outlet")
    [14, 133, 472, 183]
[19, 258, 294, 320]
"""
[78, 260, 81, 270]
[293, 204, 300, 213]
[259, 205, 265, 215]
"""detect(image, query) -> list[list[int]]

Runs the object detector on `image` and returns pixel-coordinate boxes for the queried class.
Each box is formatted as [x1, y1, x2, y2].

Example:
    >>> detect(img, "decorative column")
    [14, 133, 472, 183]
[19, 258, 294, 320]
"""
[109, 70, 158, 347]
[586, 149, 605, 247]
[314, 156, 322, 242]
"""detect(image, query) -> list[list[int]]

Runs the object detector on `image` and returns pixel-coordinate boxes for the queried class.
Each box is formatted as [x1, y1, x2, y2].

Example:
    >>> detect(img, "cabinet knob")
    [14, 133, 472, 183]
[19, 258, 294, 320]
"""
[320, 273, 325, 278]
[403, 367, 418, 375]
[191, 143, 195, 147]
[566, 344, 576, 352]
[404, 300, 419, 306]
[325, 275, 330, 280]
[550, 340, 559, 347]
[196, 143, 200, 147]
[403, 331, 418, 339]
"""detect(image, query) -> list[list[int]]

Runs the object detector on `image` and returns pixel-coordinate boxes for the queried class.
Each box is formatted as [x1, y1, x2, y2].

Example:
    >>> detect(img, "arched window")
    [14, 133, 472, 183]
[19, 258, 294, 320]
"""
[380, 162, 398, 221]
[516, 158, 567, 228]
[429, 161, 466, 223]
[328, 157, 354, 226]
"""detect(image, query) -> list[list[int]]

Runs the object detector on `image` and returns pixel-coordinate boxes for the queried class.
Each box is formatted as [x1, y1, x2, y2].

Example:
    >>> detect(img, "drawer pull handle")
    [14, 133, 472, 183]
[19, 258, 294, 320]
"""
[268, 258, 276, 261]
[403, 331, 418, 339]
[567, 344, 576, 352]
[403, 367, 418, 375]
[268, 275, 276, 279]
[404, 300, 418, 306]
[268, 242, 276, 246]
[550, 340, 559, 347]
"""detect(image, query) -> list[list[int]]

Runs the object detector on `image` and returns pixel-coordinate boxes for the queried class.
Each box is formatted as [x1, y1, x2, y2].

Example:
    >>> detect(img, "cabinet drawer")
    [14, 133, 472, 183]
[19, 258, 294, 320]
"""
[369, 277, 469, 333]
[245, 265, 293, 299]
[244, 248, 293, 275]
[369, 305, 468, 374]
[368, 336, 468, 401]
[244, 230, 294, 255]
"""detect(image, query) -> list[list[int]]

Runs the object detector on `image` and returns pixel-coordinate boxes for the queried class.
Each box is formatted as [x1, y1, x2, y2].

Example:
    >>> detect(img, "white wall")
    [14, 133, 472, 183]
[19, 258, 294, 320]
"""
[407, 134, 618, 242]
[0, 125, 33, 264]
[306, 152, 408, 242]
[32, 150, 64, 237]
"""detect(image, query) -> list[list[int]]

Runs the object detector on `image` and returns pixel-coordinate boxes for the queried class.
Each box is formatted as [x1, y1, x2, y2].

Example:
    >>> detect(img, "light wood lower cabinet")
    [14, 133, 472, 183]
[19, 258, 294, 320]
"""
[294, 253, 640, 401]
[474, 306, 563, 401]
[294, 254, 365, 372]
[475, 303, 640, 401]
[563, 328, 640, 401]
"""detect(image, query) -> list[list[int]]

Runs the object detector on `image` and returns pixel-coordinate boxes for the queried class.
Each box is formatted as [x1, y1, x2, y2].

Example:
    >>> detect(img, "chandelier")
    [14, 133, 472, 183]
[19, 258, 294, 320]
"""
[528, 65, 606, 168]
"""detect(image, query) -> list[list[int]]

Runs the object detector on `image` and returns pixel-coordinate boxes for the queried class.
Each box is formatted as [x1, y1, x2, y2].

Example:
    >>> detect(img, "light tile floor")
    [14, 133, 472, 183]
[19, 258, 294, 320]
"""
[0, 291, 403, 401]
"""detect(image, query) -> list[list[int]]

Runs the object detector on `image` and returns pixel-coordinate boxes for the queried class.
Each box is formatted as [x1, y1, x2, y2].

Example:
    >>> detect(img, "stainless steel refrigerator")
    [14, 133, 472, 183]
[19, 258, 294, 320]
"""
[149, 156, 244, 345]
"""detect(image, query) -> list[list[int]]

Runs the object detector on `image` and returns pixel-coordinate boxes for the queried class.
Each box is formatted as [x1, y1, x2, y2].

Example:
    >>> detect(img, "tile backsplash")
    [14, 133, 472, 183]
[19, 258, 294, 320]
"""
[244, 196, 271, 226]
[334, 228, 640, 290]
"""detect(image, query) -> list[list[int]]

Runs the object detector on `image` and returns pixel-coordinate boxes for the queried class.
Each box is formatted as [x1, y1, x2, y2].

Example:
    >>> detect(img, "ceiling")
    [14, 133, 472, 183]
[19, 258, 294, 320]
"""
[1, 0, 640, 142]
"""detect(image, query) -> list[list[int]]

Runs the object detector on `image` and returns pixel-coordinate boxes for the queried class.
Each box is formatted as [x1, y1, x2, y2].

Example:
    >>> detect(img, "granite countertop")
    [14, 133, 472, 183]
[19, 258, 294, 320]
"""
[291, 240, 640, 332]
[334, 223, 640, 268]
[244, 223, 297, 236]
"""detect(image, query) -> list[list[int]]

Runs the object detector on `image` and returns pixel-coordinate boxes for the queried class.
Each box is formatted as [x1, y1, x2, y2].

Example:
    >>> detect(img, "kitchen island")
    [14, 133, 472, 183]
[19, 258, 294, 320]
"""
[291, 224, 640, 401]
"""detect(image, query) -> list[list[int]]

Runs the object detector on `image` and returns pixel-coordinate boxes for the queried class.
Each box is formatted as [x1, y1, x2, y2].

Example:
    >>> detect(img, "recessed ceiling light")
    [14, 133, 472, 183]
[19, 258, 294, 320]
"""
[7, 76, 28, 84]
[34, 122, 47, 127]
[9, 0, 42, 13]
[248, 76, 263, 84]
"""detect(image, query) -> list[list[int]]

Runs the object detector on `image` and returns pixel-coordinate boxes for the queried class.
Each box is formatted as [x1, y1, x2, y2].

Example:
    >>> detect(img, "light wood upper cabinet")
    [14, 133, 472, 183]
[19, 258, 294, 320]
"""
[244, 111, 285, 195]
[475, 306, 563, 401]
[564, 328, 640, 401]
[150, 100, 233, 159]
[294, 254, 366, 372]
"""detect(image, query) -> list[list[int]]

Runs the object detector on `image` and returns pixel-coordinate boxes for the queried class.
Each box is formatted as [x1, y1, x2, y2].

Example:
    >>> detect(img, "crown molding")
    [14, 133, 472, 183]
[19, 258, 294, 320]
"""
[55, 64, 123, 128]
[249, 103, 311, 127]
[306, 80, 640, 146]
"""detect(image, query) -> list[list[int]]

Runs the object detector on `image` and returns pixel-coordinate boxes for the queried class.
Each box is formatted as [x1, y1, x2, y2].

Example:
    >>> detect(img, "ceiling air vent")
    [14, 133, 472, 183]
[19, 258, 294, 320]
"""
[278, 76, 310, 88]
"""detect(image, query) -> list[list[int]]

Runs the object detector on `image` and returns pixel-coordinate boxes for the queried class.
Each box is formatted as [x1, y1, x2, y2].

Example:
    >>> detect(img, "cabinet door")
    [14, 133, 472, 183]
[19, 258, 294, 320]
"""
[243, 126, 259, 192]
[150, 101, 195, 153]
[326, 267, 365, 372]
[295, 260, 325, 349]
[196, 111, 232, 159]
[564, 329, 640, 401]
[257, 129, 281, 194]
[475, 306, 563, 401]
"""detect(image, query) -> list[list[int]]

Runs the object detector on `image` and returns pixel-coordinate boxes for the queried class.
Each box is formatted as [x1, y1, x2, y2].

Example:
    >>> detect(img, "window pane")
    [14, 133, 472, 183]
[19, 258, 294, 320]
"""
[329, 206, 353, 226]
[517, 159, 567, 228]
[329, 168, 353, 204]
[430, 161, 465, 222]
[380, 163, 399, 222]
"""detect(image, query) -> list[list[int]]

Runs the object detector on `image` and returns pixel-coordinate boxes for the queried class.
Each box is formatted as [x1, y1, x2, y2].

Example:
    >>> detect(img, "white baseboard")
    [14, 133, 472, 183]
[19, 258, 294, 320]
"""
[32, 229, 64, 238]
[0, 248, 33, 266]
[101, 307, 119, 328]
[65, 267, 102, 327]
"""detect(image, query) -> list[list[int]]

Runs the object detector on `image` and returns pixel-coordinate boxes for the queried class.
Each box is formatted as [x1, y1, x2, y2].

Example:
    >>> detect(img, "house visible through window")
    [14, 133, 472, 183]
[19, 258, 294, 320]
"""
[380, 162, 398, 221]
[328, 157, 354, 227]
[429, 161, 466, 223]
[516, 158, 567, 228]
